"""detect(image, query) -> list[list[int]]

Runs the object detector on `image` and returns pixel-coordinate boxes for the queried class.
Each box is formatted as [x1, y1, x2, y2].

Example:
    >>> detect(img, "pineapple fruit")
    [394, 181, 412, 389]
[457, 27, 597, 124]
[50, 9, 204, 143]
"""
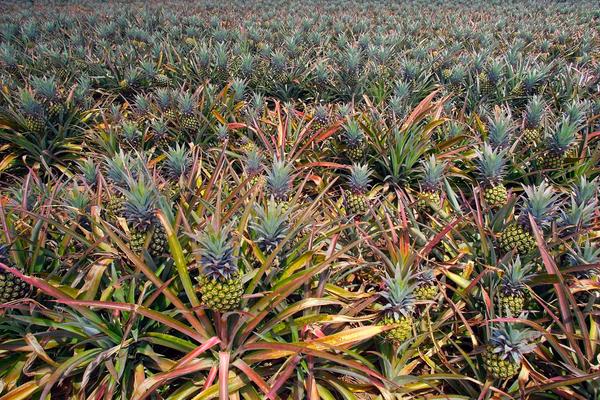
[379, 271, 416, 343]
[345, 163, 372, 215]
[484, 324, 537, 379]
[538, 119, 577, 170]
[476, 143, 508, 208]
[196, 222, 243, 312]
[122, 178, 168, 259]
[522, 96, 544, 146]
[20, 90, 45, 133]
[342, 119, 366, 161]
[178, 92, 200, 131]
[497, 257, 532, 315]
[266, 159, 293, 209]
[499, 181, 558, 256]
[417, 156, 445, 209]
[414, 268, 438, 301]
[0, 245, 30, 303]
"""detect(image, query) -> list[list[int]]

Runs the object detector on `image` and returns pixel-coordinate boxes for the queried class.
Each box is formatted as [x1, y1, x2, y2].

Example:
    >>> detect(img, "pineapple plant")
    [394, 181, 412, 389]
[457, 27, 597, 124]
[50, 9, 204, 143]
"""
[151, 119, 171, 151]
[499, 181, 559, 256]
[177, 92, 200, 130]
[379, 271, 416, 343]
[32, 76, 62, 118]
[250, 200, 289, 262]
[497, 257, 532, 315]
[484, 324, 538, 379]
[19, 90, 45, 133]
[342, 119, 366, 161]
[266, 159, 293, 208]
[121, 178, 168, 259]
[312, 104, 329, 131]
[121, 121, 143, 149]
[479, 61, 503, 98]
[345, 163, 372, 215]
[0, 245, 31, 303]
[196, 222, 243, 312]
[487, 108, 514, 150]
[522, 96, 545, 146]
[103, 151, 133, 222]
[414, 267, 438, 301]
[245, 148, 265, 187]
[538, 119, 578, 170]
[476, 143, 508, 208]
[417, 156, 445, 209]
[155, 88, 177, 121]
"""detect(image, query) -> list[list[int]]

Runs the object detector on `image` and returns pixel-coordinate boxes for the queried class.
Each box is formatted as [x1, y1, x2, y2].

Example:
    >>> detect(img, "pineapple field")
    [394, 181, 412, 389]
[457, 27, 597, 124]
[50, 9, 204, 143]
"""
[1, 0, 600, 398]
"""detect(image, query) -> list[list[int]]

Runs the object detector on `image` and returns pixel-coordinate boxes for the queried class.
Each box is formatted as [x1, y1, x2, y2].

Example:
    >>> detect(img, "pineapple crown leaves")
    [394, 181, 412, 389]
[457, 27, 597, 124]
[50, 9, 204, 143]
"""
[489, 323, 540, 363]
[563, 99, 589, 127]
[155, 88, 173, 110]
[31, 76, 59, 101]
[266, 159, 293, 201]
[245, 149, 264, 176]
[121, 177, 159, 231]
[195, 222, 238, 281]
[475, 142, 507, 186]
[499, 256, 532, 295]
[523, 96, 545, 129]
[313, 104, 329, 122]
[163, 144, 192, 180]
[0, 244, 10, 264]
[347, 163, 372, 195]
[65, 187, 90, 216]
[78, 158, 98, 187]
[121, 121, 141, 139]
[19, 89, 43, 116]
[177, 92, 197, 115]
[416, 266, 436, 284]
[343, 119, 364, 147]
[567, 241, 600, 269]
[572, 176, 598, 206]
[486, 60, 504, 82]
[548, 118, 578, 154]
[105, 151, 134, 186]
[558, 196, 596, 230]
[250, 199, 289, 254]
[419, 155, 446, 192]
[487, 108, 514, 149]
[215, 124, 229, 141]
[380, 269, 416, 319]
[519, 181, 560, 229]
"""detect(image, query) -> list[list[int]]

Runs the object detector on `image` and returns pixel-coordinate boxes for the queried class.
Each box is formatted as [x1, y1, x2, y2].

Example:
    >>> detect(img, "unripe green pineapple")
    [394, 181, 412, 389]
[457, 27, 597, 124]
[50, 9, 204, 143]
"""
[155, 73, 171, 87]
[379, 271, 416, 344]
[522, 96, 545, 146]
[345, 163, 372, 215]
[20, 90, 45, 133]
[417, 156, 445, 209]
[497, 257, 532, 315]
[196, 222, 243, 312]
[32, 76, 62, 119]
[476, 143, 508, 208]
[342, 119, 366, 161]
[537, 119, 577, 171]
[244, 149, 264, 186]
[103, 151, 133, 221]
[484, 324, 538, 379]
[155, 88, 177, 121]
[414, 268, 437, 301]
[0, 245, 31, 303]
[122, 178, 168, 259]
[151, 119, 171, 150]
[487, 108, 514, 150]
[499, 182, 558, 256]
[178, 92, 199, 130]
[478, 61, 502, 97]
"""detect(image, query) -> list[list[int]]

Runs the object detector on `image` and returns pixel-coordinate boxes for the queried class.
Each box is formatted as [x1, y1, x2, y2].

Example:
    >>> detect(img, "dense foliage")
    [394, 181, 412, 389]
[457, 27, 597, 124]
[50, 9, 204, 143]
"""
[0, 0, 599, 399]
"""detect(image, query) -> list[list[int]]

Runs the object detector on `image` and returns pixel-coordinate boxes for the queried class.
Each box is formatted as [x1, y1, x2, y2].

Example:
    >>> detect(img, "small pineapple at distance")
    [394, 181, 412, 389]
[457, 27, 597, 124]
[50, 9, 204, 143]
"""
[538, 119, 577, 170]
[245, 149, 265, 187]
[312, 104, 329, 131]
[196, 222, 243, 312]
[497, 257, 532, 315]
[345, 163, 372, 215]
[379, 270, 416, 343]
[414, 267, 438, 301]
[0, 245, 30, 304]
[178, 92, 200, 131]
[342, 119, 366, 161]
[499, 181, 559, 256]
[484, 324, 538, 379]
[417, 156, 445, 209]
[476, 143, 508, 208]
[121, 178, 168, 259]
[522, 96, 545, 146]
[20, 90, 45, 133]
